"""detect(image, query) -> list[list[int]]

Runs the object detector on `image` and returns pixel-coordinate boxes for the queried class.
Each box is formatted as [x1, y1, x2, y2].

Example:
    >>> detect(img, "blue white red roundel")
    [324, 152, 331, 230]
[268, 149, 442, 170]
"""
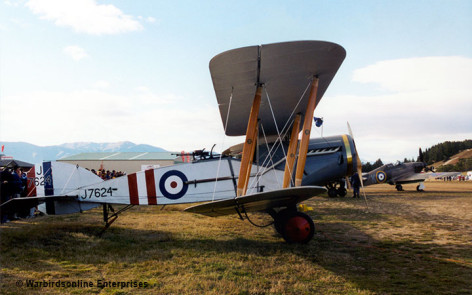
[375, 171, 387, 183]
[159, 170, 188, 199]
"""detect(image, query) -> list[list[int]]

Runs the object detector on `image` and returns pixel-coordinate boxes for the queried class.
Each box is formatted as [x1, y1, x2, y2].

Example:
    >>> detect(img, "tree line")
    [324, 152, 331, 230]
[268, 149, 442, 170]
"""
[362, 159, 384, 172]
[421, 140, 472, 165]
[361, 140, 472, 172]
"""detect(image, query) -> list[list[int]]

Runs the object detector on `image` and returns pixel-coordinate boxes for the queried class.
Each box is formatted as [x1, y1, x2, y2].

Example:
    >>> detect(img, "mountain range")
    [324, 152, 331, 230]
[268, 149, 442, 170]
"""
[1, 141, 167, 164]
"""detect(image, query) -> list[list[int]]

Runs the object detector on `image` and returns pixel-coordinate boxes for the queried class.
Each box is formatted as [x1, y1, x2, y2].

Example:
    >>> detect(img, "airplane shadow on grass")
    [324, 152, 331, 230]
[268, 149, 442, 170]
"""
[1, 209, 471, 294]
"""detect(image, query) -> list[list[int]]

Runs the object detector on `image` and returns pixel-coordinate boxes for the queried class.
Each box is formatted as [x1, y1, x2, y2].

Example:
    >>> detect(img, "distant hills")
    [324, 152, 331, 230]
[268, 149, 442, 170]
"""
[431, 148, 472, 172]
[0, 141, 167, 164]
[3, 140, 472, 172]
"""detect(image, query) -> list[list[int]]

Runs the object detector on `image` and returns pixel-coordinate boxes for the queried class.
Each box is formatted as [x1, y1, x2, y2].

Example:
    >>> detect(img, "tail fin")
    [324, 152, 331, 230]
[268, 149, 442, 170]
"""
[27, 161, 102, 197]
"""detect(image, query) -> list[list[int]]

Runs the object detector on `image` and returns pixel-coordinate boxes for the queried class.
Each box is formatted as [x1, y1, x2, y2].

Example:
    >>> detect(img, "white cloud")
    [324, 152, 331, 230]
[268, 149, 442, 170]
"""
[137, 16, 158, 24]
[353, 56, 472, 93]
[4, 0, 19, 7]
[63, 45, 88, 61]
[316, 56, 472, 163]
[25, 0, 143, 35]
[146, 17, 156, 23]
[93, 80, 110, 89]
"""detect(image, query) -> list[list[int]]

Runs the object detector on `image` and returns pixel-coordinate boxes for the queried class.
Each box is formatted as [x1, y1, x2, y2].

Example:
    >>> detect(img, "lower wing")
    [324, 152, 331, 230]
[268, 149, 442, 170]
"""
[184, 186, 326, 217]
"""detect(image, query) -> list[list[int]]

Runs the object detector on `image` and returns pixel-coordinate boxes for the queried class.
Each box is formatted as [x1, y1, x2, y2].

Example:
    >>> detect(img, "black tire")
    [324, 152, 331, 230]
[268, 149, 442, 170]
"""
[328, 188, 338, 198]
[281, 211, 315, 244]
[337, 188, 347, 197]
[273, 208, 294, 234]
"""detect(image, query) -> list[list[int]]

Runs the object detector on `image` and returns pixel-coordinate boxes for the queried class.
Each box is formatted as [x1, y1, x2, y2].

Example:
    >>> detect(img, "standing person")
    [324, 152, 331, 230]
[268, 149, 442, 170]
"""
[351, 172, 360, 198]
[1, 168, 12, 204]
[1, 168, 13, 223]
[19, 168, 27, 197]
[11, 167, 23, 199]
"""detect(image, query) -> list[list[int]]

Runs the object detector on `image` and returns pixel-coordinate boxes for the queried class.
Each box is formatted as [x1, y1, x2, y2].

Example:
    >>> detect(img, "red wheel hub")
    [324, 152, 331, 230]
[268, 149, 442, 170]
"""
[284, 216, 311, 242]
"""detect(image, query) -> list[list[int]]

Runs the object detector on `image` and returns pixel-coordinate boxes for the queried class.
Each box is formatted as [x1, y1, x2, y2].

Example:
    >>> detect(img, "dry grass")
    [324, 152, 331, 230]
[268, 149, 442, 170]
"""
[1, 181, 471, 294]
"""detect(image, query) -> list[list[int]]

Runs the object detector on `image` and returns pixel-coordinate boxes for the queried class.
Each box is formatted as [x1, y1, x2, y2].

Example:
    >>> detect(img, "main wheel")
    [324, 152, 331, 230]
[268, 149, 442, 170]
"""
[273, 208, 294, 235]
[280, 211, 315, 244]
[328, 187, 338, 198]
[337, 187, 347, 197]
[395, 184, 403, 191]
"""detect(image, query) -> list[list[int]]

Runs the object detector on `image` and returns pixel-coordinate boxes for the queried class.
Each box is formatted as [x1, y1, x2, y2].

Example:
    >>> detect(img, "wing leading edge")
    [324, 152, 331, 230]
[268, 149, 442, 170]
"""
[184, 186, 326, 217]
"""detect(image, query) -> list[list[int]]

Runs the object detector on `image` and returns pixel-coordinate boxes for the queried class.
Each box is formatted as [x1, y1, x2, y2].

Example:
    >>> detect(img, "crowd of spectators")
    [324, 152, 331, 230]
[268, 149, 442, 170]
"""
[1, 166, 33, 222]
[1, 165, 129, 223]
[439, 175, 470, 181]
[88, 168, 126, 180]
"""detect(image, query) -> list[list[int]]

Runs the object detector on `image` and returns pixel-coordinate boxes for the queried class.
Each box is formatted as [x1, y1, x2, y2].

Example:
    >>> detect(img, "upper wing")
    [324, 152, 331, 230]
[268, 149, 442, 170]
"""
[184, 186, 326, 217]
[209, 41, 346, 137]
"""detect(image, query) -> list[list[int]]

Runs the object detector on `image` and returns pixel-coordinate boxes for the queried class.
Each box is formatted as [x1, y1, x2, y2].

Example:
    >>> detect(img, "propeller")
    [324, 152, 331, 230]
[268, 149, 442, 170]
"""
[347, 122, 368, 209]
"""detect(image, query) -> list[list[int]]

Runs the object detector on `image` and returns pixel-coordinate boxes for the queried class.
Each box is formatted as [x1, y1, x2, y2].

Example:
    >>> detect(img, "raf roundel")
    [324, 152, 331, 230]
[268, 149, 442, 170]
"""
[375, 171, 387, 183]
[159, 170, 189, 199]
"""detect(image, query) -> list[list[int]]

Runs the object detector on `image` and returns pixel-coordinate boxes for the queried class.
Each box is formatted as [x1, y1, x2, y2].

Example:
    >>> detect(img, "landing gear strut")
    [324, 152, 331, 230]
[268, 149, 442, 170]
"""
[98, 204, 135, 236]
[326, 181, 347, 198]
[272, 207, 315, 244]
[416, 183, 425, 192]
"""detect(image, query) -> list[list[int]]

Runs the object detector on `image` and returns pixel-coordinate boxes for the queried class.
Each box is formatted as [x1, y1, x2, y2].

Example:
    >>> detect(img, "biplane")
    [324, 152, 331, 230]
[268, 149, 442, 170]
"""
[1, 41, 361, 243]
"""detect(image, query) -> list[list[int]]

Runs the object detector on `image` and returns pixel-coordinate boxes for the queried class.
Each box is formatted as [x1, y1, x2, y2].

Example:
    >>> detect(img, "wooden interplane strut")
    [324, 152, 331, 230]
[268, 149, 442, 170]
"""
[295, 77, 319, 186]
[237, 85, 263, 196]
[283, 114, 301, 188]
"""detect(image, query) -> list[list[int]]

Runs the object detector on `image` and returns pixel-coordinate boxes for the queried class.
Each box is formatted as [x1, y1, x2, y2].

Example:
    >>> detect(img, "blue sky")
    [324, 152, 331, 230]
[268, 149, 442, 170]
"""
[1, 0, 471, 163]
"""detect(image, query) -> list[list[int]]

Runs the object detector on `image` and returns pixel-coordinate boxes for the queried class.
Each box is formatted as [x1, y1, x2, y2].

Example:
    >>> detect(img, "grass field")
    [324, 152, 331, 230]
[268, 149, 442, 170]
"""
[1, 181, 471, 294]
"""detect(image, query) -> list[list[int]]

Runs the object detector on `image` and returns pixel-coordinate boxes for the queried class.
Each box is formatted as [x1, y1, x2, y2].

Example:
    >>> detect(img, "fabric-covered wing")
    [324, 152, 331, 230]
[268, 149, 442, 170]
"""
[184, 186, 325, 217]
[209, 41, 346, 136]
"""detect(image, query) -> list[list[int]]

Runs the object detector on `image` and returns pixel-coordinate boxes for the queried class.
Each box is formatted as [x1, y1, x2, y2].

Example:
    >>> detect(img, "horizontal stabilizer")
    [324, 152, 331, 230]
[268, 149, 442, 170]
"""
[1, 195, 75, 215]
[184, 186, 325, 217]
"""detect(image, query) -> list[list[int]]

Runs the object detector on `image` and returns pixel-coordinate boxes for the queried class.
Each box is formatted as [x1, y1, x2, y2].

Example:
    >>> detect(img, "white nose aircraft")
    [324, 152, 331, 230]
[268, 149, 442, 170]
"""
[1, 41, 348, 244]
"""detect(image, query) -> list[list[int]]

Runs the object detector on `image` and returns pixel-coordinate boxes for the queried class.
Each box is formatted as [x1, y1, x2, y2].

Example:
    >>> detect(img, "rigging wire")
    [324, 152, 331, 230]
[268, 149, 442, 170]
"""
[246, 123, 283, 194]
[245, 80, 313, 193]
[257, 80, 312, 170]
[255, 80, 312, 172]
[263, 87, 288, 161]
[212, 88, 234, 201]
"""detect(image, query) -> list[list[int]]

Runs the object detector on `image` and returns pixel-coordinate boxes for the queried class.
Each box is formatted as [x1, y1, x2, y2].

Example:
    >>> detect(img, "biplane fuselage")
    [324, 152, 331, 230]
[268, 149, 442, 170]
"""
[17, 132, 359, 216]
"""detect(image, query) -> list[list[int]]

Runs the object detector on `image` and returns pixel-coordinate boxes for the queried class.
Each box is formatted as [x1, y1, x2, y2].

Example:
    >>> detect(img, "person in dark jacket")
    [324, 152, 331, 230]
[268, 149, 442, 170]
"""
[351, 172, 361, 198]
[1, 168, 13, 204]
[11, 167, 24, 198]
[1, 168, 15, 222]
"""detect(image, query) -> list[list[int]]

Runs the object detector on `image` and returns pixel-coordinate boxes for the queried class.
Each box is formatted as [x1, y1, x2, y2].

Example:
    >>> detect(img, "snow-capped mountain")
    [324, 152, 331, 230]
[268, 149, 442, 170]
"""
[1, 141, 167, 164]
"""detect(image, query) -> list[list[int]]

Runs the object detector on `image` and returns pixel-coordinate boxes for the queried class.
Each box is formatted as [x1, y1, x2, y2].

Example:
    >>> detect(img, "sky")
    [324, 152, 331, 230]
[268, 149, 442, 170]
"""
[0, 0, 471, 163]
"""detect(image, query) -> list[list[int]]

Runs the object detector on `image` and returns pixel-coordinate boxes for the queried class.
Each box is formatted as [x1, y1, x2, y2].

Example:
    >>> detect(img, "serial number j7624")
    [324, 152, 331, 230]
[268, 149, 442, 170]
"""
[81, 187, 118, 199]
